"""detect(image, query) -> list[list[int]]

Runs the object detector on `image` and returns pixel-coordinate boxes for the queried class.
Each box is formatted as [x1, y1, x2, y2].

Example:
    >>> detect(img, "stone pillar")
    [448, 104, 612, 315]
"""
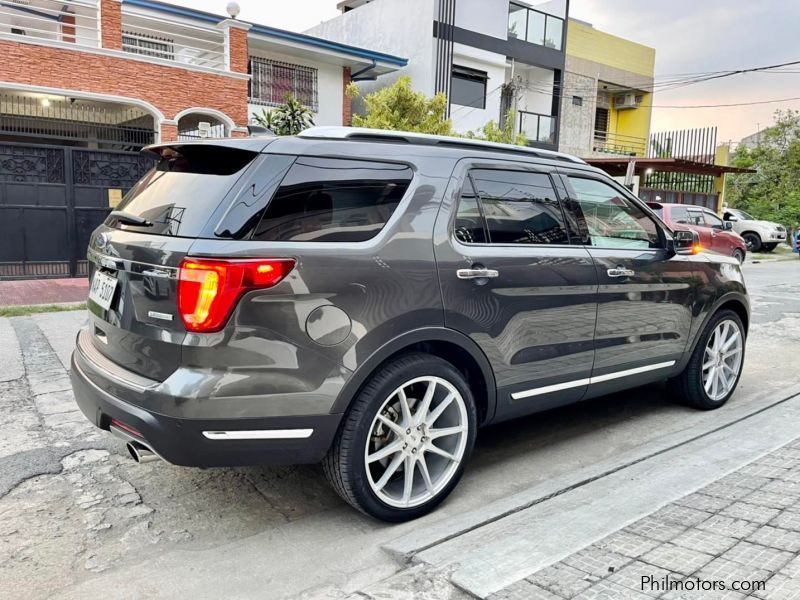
[218, 19, 251, 74]
[342, 67, 352, 126]
[100, 0, 122, 50]
[62, 12, 76, 44]
[160, 122, 178, 143]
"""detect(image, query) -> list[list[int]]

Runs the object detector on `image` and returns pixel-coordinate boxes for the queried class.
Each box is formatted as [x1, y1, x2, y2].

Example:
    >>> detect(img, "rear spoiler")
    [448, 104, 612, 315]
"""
[142, 136, 275, 158]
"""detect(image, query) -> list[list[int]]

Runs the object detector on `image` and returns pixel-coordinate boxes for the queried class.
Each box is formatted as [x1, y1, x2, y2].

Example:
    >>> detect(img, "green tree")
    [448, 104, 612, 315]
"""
[465, 109, 527, 146]
[727, 110, 800, 227]
[347, 76, 454, 135]
[251, 94, 315, 135]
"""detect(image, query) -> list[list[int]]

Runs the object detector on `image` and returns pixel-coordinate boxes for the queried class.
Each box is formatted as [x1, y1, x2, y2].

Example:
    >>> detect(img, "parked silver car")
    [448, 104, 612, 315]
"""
[723, 207, 786, 252]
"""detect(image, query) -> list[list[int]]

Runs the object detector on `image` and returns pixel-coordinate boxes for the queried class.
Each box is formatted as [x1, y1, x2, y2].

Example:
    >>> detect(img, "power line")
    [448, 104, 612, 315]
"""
[651, 96, 800, 109]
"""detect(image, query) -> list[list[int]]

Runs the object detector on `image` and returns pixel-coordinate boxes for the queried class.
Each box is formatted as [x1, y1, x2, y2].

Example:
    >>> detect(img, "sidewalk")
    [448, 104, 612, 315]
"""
[0, 278, 88, 307]
[491, 438, 800, 600]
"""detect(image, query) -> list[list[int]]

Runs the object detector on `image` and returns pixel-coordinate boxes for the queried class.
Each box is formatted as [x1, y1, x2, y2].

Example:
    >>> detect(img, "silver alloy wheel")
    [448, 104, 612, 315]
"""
[702, 319, 744, 401]
[364, 376, 468, 509]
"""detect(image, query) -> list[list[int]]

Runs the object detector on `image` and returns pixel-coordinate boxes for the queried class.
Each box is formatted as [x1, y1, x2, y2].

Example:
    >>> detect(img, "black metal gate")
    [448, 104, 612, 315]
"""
[0, 142, 154, 278]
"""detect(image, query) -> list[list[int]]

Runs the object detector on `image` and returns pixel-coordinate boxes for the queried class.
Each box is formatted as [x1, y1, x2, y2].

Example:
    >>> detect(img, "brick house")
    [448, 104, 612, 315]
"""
[0, 0, 406, 278]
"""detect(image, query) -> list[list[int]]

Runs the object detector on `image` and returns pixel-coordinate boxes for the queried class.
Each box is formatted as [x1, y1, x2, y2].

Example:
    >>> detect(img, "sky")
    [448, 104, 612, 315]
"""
[171, 0, 800, 143]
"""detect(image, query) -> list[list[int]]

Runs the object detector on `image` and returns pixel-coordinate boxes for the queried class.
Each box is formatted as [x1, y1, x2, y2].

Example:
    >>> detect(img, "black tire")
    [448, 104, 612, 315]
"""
[669, 309, 746, 410]
[742, 232, 762, 252]
[323, 353, 477, 521]
[761, 243, 777, 253]
[733, 249, 745, 264]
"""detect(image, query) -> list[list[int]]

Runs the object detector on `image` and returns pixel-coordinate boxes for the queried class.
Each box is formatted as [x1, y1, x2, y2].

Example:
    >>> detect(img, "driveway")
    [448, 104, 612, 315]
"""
[1, 260, 799, 599]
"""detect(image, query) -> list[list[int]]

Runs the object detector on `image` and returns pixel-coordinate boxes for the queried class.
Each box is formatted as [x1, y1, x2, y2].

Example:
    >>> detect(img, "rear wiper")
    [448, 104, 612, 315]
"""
[108, 210, 153, 227]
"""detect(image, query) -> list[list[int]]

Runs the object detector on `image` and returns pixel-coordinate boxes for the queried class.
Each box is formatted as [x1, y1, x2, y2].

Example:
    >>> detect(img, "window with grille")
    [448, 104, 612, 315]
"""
[122, 31, 175, 60]
[249, 57, 319, 112]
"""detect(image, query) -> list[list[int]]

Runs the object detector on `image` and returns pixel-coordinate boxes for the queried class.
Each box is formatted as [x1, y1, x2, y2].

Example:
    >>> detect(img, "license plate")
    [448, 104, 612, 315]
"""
[89, 271, 118, 311]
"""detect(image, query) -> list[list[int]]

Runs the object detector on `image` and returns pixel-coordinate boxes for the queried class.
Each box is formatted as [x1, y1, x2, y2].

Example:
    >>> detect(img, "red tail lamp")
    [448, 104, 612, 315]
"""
[177, 258, 295, 332]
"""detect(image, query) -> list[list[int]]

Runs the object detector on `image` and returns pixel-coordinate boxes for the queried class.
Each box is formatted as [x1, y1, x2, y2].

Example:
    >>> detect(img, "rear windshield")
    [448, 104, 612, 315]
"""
[109, 145, 257, 237]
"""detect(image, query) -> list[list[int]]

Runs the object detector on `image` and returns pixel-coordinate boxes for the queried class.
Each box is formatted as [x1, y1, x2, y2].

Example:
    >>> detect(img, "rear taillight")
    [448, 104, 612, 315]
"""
[177, 258, 295, 332]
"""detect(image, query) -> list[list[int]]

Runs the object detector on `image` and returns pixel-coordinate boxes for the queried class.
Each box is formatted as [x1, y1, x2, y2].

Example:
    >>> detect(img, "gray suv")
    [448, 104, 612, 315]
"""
[71, 127, 749, 521]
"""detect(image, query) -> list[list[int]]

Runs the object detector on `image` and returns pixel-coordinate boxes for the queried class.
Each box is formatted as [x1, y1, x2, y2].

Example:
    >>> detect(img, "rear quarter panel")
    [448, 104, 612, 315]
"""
[183, 148, 457, 416]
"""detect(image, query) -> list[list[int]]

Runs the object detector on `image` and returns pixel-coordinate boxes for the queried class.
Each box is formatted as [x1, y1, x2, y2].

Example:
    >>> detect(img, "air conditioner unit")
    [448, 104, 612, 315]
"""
[614, 93, 642, 110]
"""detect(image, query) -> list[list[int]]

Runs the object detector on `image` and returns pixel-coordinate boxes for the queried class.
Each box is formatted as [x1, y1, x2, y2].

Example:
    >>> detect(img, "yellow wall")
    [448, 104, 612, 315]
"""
[611, 92, 652, 155]
[568, 20, 656, 155]
[566, 21, 655, 78]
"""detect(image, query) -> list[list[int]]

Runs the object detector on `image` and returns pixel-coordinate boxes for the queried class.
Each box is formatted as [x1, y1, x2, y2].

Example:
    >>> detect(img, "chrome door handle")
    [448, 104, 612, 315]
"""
[607, 268, 635, 278]
[457, 268, 499, 280]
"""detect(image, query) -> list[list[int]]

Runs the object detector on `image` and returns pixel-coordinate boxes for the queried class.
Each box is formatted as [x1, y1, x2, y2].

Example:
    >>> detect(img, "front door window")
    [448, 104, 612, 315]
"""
[566, 177, 660, 249]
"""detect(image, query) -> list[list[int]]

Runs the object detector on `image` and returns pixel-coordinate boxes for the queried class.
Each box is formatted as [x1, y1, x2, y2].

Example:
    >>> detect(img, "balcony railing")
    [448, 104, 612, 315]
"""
[0, 0, 99, 48]
[519, 111, 556, 145]
[121, 9, 225, 70]
[593, 130, 647, 156]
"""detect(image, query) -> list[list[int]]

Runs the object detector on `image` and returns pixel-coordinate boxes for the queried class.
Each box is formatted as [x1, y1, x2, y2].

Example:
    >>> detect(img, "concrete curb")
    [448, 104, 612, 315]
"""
[383, 383, 800, 564]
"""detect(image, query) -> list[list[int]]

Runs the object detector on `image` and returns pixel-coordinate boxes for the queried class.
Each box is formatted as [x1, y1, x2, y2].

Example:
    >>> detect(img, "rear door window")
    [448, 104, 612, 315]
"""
[454, 179, 488, 244]
[468, 169, 569, 245]
[111, 145, 258, 237]
[252, 157, 412, 242]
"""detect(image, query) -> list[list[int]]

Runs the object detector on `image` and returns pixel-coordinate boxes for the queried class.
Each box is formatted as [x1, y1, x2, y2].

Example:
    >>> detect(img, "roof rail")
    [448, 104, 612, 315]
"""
[297, 127, 587, 165]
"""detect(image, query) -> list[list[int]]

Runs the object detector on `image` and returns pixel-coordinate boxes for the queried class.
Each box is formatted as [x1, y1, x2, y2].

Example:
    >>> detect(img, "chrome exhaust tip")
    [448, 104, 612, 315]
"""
[126, 441, 159, 464]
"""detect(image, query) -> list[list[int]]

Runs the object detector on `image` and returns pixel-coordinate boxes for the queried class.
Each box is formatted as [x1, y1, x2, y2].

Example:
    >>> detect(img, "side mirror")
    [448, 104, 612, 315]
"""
[672, 229, 700, 255]
[724, 221, 733, 231]
[726, 215, 738, 222]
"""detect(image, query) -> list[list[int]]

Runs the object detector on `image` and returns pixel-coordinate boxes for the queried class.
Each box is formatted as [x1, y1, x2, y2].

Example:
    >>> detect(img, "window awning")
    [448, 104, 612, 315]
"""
[584, 157, 755, 177]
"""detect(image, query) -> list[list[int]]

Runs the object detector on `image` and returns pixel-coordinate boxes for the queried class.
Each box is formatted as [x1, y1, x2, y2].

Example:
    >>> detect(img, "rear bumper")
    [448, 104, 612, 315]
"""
[70, 350, 342, 467]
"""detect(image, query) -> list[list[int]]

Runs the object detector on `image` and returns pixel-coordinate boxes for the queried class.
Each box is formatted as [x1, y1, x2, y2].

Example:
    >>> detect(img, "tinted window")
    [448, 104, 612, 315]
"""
[567, 177, 660, 249]
[451, 66, 487, 109]
[454, 180, 487, 244]
[253, 157, 412, 242]
[471, 170, 569, 245]
[112, 145, 258, 237]
[671, 206, 690, 224]
[703, 211, 724, 228]
[686, 209, 704, 226]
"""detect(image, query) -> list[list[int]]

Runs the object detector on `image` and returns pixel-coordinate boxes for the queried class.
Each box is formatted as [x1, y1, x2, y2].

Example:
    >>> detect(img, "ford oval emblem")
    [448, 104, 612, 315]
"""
[96, 232, 110, 250]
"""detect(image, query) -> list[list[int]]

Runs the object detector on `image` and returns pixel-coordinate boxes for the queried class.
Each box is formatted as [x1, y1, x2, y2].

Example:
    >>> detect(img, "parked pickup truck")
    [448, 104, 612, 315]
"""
[722, 207, 786, 252]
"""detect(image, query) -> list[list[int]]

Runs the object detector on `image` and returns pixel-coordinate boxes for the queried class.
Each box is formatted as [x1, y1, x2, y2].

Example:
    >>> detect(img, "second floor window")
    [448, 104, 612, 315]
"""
[249, 57, 319, 112]
[507, 2, 564, 50]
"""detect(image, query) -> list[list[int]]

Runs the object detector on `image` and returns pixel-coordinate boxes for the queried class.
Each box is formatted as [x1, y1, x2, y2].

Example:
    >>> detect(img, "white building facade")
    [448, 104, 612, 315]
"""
[307, 0, 568, 150]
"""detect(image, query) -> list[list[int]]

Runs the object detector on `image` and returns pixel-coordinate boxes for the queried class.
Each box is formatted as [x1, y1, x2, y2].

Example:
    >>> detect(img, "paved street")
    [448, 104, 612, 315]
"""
[1, 259, 799, 600]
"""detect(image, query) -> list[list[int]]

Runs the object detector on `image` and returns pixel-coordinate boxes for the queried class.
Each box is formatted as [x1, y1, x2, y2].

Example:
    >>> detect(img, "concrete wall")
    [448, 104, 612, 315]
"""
[454, 0, 508, 40]
[450, 43, 507, 134]
[557, 69, 596, 157]
[247, 47, 344, 127]
[306, 0, 436, 97]
[515, 64, 555, 115]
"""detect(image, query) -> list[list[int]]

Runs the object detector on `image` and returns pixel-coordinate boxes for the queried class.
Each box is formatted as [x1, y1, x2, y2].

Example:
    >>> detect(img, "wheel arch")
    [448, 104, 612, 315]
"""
[331, 328, 497, 425]
[687, 292, 750, 356]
